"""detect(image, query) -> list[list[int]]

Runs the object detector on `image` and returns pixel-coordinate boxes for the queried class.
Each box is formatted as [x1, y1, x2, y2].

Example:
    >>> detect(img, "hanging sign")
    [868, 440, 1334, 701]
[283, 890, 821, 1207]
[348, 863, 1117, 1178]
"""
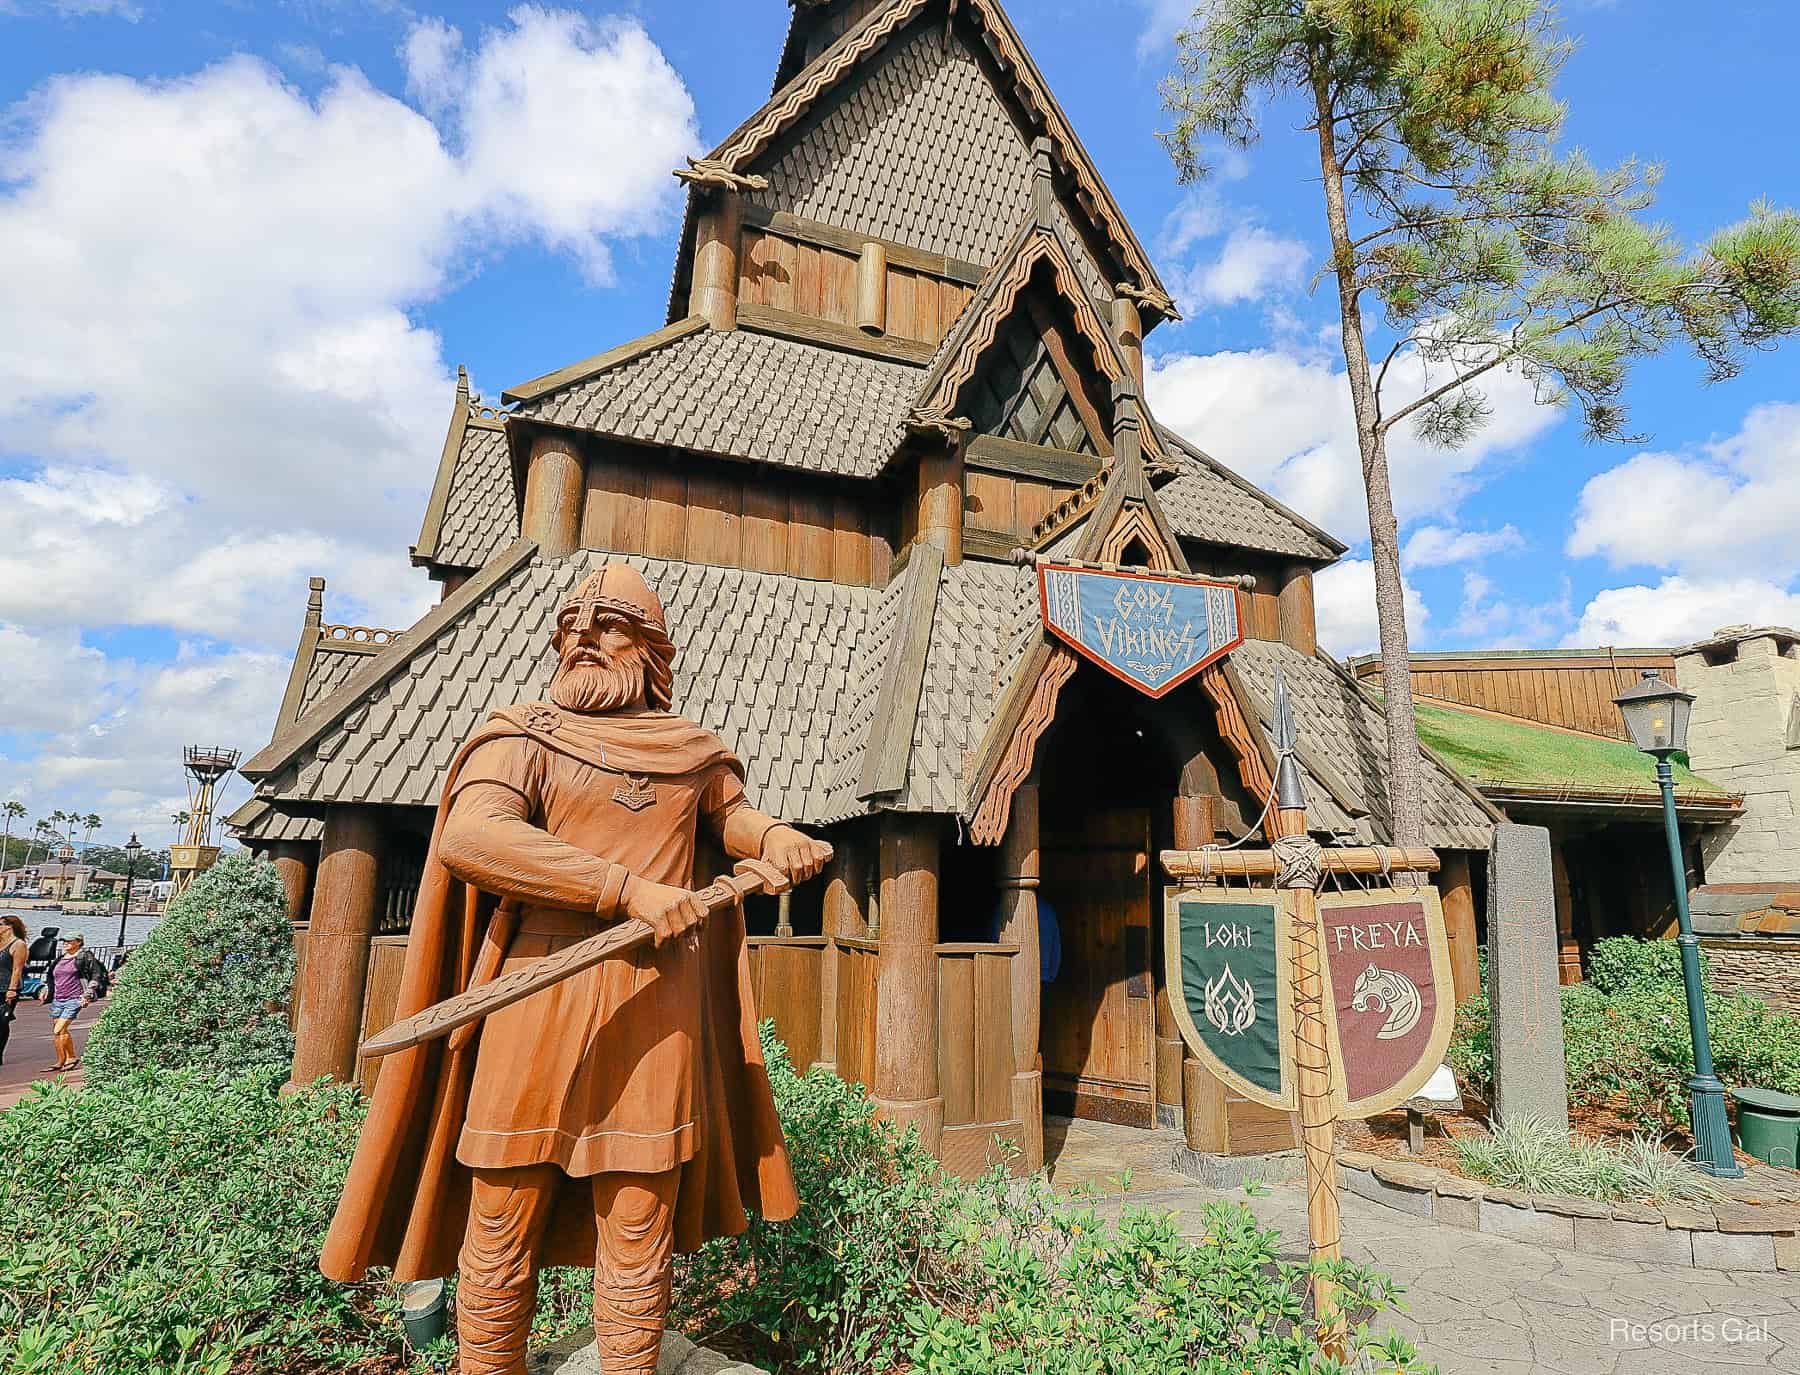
[1038, 564, 1243, 698]
[1318, 888, 1455, 1117]
[1164, 891, 1295, 1110]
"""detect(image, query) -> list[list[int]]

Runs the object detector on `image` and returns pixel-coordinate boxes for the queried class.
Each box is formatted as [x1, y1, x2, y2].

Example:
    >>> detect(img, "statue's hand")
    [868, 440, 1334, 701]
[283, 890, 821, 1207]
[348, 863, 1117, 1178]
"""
[762, 826, 833, 885]
[622, 878, 708, 946]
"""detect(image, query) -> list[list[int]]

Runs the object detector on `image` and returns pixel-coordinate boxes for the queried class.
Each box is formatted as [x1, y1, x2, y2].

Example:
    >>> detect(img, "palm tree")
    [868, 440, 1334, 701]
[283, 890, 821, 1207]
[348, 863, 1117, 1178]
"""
[25, 818, 52, 870]
[171, 810, 191, 843]
[1, 800, 23, 871]
[83, 813, 101, 853]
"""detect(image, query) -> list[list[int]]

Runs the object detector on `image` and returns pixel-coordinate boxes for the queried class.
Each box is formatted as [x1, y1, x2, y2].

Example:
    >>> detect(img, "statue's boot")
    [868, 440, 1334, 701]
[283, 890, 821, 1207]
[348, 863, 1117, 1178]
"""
[457, 1275, 538, 1375]
[594, 1272, 671, 1374]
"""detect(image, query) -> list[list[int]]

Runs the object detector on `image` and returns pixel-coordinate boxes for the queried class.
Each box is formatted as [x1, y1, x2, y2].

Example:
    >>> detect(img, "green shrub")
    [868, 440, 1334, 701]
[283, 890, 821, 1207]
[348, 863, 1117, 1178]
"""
[1586, 935, 1709, 996]
[1456, 1114, 1722, 1204]
[677, 1031, 1424, 1374]
[0, 1066, 400, 1375]
[1447, 938, 1800, 1129]
[85, 854, 296, 1087]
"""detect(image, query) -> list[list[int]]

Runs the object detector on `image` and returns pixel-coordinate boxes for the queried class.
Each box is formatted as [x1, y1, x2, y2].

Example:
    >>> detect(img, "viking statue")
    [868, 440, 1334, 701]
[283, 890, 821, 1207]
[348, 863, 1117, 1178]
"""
[320, 563, 829, 1374]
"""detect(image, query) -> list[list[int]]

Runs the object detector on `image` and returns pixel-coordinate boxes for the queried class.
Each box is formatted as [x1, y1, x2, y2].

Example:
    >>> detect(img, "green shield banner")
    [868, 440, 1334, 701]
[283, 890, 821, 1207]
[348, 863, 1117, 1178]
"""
[1164, 892, 1294, 1110]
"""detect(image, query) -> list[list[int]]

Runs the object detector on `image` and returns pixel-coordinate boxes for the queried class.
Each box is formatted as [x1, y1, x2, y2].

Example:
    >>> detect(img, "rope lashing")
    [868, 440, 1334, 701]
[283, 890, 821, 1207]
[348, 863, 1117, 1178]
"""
[1273, 834, 1324, 892]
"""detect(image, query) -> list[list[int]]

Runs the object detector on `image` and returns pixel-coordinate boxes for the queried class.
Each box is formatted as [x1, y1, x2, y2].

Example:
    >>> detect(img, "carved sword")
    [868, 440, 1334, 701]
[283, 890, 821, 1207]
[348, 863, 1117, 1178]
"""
[360, 859, 796, 1061]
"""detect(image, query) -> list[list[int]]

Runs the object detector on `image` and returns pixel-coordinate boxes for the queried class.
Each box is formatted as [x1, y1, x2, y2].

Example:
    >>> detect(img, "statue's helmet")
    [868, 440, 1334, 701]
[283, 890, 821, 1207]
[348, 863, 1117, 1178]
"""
[555, 564, 676, 710]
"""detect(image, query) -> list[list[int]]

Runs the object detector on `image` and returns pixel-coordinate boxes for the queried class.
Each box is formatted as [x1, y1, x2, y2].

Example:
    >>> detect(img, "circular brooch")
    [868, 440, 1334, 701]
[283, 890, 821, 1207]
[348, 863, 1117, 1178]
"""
[525, 704, 564, 735]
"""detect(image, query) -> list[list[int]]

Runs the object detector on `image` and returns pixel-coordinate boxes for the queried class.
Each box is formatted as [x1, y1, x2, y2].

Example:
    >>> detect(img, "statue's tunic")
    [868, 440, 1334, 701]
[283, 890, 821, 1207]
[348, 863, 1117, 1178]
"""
[319, 703, 799, 1285]
[449, 730, 756, 1176]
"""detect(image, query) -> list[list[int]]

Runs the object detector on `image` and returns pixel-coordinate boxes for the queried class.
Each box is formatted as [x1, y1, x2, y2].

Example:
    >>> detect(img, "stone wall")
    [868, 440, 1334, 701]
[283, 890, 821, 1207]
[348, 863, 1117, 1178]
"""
[1676, 629, 1800, 885]
[1701, 936, 1800, 1014]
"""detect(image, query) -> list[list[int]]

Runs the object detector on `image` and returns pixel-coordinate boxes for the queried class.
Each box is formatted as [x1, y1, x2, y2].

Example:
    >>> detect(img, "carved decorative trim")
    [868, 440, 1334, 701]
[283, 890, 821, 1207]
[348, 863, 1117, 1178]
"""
[1097, 504, 1177, 570]
[1199, 661, 1276, 803]
[714, 0, 925, 168]
[969, 645, 1076, 844]
[709, 0, 1166, 304]
[673, 157, 770, 193]
[319, 624, 404, 650]
[921, 230, 1121, 421]
[1029, 463, 1110, 547]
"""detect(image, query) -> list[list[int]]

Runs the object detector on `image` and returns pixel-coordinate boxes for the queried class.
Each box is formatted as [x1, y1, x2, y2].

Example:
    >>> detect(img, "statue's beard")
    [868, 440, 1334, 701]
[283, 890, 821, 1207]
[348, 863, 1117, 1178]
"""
[549, 644, 647, 714]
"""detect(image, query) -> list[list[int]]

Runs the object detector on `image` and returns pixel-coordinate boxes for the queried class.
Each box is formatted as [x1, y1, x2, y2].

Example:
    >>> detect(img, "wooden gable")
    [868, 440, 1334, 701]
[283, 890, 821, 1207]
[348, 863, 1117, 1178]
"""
[962, 268, 1111, 456]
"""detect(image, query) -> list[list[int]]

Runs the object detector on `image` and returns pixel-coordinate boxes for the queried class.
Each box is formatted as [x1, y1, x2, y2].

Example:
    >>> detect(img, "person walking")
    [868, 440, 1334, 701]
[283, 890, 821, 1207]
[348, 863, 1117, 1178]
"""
[39, 933, 108, 1072]
[0, 915, 26, 1067]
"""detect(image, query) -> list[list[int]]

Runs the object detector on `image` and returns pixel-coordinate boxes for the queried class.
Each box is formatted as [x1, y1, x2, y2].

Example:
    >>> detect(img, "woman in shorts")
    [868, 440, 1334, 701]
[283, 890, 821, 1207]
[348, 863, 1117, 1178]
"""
[39, 934, 107, 1071]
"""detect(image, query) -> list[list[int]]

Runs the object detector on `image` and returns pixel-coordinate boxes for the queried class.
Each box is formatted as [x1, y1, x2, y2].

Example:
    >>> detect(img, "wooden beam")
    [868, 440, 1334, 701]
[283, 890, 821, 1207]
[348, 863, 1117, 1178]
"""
[289, 807, 385, 1088]
[965, 433, 1099, 485]
[1025, 295, 1111, 454]
[857, 542, 944, 798]
[691, 193, 742, 330]
[522, 432, 583, 560]
[741, 204, 986, 285]
[1161, 845, 1440, 879]
[737, 302, 936, 365]
[961, 526, 1022, 562]
[502, 317, 709, 406]
[874, 814, 944, 1151]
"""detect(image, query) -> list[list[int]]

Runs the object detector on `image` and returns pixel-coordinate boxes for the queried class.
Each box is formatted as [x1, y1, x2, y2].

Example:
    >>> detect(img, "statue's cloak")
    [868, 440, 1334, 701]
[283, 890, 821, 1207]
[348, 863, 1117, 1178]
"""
[319, 705, 800, 1283]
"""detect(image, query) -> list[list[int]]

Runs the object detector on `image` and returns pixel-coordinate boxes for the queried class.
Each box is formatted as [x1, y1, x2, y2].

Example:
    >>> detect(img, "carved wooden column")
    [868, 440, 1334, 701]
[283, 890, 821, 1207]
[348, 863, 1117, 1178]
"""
[855, 242, 888, 334]
[817, 833, 871, 1074]
[1113, 294, 1144, 392]
[522, 432, 583, 560]
[1278, 565, 1317, 657]
[691, 192, 741, 331]
[266, 840, 314, 925]
[874, 814, 943, 1152]
[1168, 794, 1232, 1151]
[998, 781, 1043, 1170]
[290, 806, 385, 1088]
[1439, 850, 1481, 1005]
[917, 449, 964, 566]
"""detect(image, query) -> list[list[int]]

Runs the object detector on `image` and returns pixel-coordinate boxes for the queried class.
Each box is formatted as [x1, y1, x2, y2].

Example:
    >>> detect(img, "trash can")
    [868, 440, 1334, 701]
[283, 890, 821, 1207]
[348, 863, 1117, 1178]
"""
[1733, 1087, 1800, 1169]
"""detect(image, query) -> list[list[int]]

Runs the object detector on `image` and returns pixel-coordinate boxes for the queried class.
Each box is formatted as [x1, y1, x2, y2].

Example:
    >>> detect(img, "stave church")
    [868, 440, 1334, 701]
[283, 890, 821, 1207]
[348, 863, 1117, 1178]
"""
[234, 0, 1497, 1173]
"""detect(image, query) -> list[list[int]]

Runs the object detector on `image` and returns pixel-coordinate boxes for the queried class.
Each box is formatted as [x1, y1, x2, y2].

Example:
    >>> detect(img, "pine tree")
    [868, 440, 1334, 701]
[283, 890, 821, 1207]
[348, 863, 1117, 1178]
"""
[1161, 0, 1800, 843]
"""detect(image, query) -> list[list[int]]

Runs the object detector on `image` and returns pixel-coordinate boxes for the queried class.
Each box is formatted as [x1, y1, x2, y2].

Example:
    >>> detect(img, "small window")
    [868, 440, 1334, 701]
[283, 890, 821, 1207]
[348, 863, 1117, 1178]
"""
[1787, 694, 1800, 750]
[1703, 644, 1739, 667]
[1118, 536, 1153, 568]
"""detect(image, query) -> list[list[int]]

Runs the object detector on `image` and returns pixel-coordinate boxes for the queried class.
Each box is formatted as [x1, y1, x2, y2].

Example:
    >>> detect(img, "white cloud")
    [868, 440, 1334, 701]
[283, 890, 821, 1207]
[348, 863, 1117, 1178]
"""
[1182, 225, 1310, 308]
[0, 11, 699, 828]
[1567, 402, 1800, 581]
[1147, 344, 1562, 541]
[1134, 0, 1194, 60]
[0, 643, 290, 842]
[1453, 571, 1571, 647]
[0, 625, 124, 734]
[1313, 559, 1429, 658]
[1574, 576, 1800, 647]
[1404, 523, 1525, 567]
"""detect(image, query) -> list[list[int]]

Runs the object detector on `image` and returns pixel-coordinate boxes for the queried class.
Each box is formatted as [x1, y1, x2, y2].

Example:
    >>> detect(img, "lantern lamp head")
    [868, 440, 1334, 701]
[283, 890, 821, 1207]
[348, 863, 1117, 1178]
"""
[1613, 670, 1695, 757]
[124, 833, 142, 862]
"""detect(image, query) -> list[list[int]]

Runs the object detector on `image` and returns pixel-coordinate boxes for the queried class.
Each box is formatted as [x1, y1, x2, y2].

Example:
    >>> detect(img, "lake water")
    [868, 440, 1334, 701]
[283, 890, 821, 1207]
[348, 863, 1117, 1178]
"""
[1, 908, 164, 951]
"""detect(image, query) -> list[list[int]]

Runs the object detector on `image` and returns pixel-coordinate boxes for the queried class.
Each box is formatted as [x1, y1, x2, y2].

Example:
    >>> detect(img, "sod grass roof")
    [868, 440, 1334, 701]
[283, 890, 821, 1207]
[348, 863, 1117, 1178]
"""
[1408, 699, 1735, 804]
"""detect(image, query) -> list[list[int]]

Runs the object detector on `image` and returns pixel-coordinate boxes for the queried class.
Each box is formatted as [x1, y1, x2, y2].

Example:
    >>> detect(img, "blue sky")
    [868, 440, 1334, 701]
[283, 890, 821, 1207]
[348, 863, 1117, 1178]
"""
[1, 0, 1796, 843]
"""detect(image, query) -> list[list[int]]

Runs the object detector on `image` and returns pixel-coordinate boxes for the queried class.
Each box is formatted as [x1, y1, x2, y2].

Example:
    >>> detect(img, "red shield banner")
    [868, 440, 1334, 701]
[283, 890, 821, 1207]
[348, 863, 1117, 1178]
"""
[1317, 888, 1454, 1117]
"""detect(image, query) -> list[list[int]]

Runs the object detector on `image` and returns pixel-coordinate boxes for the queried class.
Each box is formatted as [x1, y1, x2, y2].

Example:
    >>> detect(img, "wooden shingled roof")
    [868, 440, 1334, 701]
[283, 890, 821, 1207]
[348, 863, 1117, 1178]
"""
[670, 0, 1170, 330]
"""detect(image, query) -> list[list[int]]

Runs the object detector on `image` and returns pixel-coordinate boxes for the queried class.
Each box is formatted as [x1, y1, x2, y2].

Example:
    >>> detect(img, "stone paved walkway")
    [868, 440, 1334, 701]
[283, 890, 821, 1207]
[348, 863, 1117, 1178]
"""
[1046, 1118, 1800, 1374]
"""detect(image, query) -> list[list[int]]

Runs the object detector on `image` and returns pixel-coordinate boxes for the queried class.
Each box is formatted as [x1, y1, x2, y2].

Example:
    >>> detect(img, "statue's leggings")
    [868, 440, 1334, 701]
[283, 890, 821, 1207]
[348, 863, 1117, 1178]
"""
[457, 1164, 678, 1375]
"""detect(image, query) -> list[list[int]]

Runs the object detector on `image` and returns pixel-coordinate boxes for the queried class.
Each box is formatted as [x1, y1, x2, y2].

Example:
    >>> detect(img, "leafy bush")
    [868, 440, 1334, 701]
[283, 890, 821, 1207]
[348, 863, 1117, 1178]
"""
[85, 854, 296, 1087]
[676, 1032, 1424, 1374]
[1586, 935, 1709, 996]
[1448, 938, 1800, 1129]
[1456, 1114, 1722, 1204]
[0, 1066, 401, 1375]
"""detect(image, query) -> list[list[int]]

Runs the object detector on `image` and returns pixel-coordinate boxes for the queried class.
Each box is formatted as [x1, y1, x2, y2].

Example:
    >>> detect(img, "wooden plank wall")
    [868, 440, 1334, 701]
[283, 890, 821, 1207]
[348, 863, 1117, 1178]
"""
[747, 936, 825, 1073]
[964, 469, 1070, 547]
[935, 946, 1017, 1130]
[355, 935, 410, 1096]
[583, 447, 894, 588]
[1353, 655, 1678, 739]
[1183, 551, 1286, 644]
[835, 940, 880, 1093]
[740, 226, 977, 348]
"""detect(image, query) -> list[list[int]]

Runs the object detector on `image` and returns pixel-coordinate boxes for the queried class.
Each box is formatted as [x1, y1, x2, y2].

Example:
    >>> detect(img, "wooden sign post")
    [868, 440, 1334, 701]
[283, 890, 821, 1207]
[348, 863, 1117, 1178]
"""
[1162, 671, 1445, 1354]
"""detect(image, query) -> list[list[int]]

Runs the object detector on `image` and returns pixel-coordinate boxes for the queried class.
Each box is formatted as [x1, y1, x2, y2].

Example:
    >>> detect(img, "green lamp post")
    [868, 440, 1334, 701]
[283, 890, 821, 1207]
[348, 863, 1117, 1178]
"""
[1613, 670, 1743, 1178]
